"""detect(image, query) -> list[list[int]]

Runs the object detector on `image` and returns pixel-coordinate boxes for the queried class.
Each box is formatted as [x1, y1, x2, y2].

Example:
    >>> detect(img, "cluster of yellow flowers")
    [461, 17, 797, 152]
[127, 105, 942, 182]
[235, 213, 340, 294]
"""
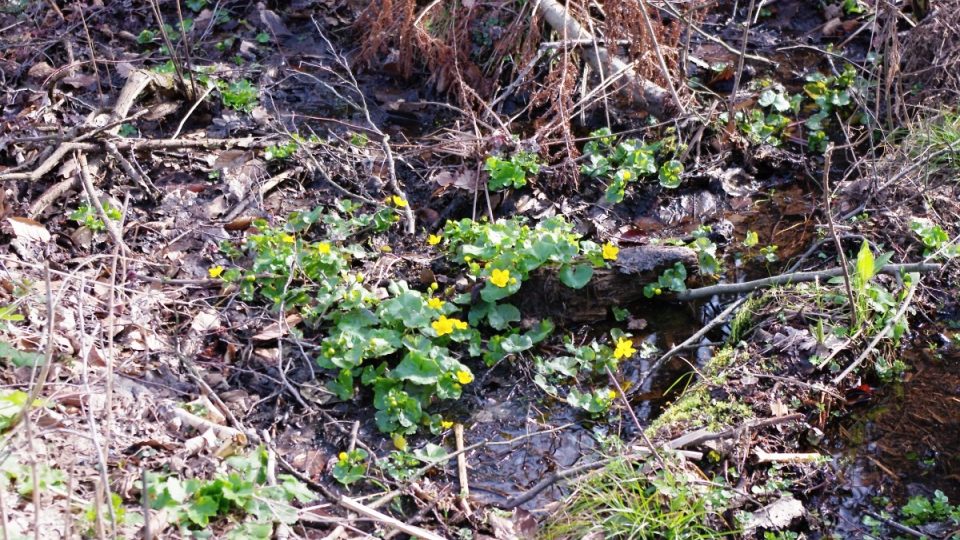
[431, 315, 468, 336]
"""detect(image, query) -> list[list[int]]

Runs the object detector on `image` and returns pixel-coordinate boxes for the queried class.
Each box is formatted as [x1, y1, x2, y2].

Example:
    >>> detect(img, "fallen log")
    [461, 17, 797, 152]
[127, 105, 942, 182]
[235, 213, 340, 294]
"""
[536, 0, 675, 118]
[517, 244, 698, 322]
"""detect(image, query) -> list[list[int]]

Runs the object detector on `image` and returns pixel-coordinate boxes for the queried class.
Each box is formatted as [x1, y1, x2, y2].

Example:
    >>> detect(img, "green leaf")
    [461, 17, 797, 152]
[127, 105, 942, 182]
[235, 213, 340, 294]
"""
[855, 241, 876, 287]
[0, 342, 43, 367]
[525, 319, 555, 344]
[413, 443, 448, 463]
[501, 334, 533, 353]
[487, 303, 521, 330]
[0, 389, 29, 431]
[186, 495, 220, 526]
[393, 352, 440, 385]
[743, 230, 759, 248]
[480, 280, 520, 302]
[558, 264, 593, 289]
[658, 160, 683, 189]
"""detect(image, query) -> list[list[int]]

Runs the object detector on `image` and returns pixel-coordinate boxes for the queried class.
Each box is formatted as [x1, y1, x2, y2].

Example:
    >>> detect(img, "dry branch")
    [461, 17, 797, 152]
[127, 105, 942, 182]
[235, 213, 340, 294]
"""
[675, 262, 940, 301]
[536, 0, 674, 118]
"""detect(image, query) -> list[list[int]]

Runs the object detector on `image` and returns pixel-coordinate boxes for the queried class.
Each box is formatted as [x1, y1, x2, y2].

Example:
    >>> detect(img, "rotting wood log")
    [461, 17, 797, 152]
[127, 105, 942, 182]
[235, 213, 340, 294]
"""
[536, 0, 674, 118]
[516, 245, 698, 322]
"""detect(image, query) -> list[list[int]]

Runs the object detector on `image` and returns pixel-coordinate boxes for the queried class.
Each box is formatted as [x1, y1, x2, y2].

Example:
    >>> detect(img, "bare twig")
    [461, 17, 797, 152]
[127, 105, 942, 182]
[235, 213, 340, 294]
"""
[674, 263, 939, 301]
[76, 152, 129, 255]
[454, 423, 471, 515]
[338, 497, 445, 540]
[753, 449, 824, 463]
[822, 144, 859, 326]
[638, 296, 750, 388]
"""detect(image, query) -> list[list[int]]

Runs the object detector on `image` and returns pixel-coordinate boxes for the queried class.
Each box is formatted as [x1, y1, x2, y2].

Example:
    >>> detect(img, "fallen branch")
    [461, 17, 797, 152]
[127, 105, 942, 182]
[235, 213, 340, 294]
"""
[454, 423, 471, 516]
[753, 449, 824, 464]
[675, 262, 940, 301]
[338, 497, 445, 540]
[666, 414, 805, 450]
[0, 137, 274, 182]
[535, 0, 674, 117]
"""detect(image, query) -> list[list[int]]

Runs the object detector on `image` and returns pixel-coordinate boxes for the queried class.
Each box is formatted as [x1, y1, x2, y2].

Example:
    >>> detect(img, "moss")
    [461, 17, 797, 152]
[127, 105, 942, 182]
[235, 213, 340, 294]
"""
[648, 384, 753, 438]
[645, 345, 754, 438]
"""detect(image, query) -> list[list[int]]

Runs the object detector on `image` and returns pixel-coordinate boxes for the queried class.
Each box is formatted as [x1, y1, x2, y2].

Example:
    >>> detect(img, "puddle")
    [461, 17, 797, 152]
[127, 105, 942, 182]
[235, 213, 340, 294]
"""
[824, 345, 960, 535]
[461, 296, 726, 509]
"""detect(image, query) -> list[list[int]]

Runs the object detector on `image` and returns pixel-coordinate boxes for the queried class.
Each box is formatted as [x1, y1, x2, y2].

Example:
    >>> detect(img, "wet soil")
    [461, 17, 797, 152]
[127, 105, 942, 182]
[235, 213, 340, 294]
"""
[826, 345, 960, 535]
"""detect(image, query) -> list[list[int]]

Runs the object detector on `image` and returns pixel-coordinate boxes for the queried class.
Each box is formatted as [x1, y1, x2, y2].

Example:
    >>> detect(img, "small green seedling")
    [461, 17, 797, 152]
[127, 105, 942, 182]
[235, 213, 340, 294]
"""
[220, 79, 258, 112]
[485, 151, 540, 191]
[70, 202, 121, 231]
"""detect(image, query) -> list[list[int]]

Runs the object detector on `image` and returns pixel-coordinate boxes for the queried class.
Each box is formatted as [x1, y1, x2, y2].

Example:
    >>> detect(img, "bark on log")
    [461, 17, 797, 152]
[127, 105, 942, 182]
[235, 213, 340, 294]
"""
[516, 245, 697, 322]
[536, 0, 674, 117]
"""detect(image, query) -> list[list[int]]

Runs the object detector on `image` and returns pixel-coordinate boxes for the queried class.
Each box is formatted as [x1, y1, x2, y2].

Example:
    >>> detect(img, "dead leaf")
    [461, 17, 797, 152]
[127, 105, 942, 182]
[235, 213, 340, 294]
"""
[27, 61, 55, 79]
[489, 508, 537, 539]
[7, 217, 51, 243]
[61, 73, 98, 89]
[771, 400, 789, 417]
[190, 309, 221, 333]
[252, 313, 302, 341]
[432, 169, 478, 191]
[144, 101, 180, 121]
[258, 4, 292, 35]
[744, 495, 805, 532]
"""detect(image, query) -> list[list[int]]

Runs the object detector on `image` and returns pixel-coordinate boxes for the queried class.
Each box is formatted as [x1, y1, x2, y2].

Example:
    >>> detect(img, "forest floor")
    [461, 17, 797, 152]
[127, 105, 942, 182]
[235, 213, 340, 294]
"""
[0, 0, 959, 538]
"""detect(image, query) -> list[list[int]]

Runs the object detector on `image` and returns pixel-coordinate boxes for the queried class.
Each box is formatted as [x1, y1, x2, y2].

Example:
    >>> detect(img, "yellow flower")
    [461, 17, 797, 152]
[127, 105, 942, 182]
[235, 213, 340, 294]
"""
[602, 242, 619, 261]
[622, 170, 632, 180]
[613, 337, 636, 359]
[338, 452, 348, 462]
[208, 265, 224, 278]
[392, 434, 408, 451]
[356, 273, 364, 283]
[427, 297, 445, 310]
[391, 195, 408, 208]
[432, 315, 465, 336]
[489, 268, 511, 288]
[607, 389, 618, 400]
[317, 242, 331, 254]
[281, 233, 296, 244]
[427, 234, 442, 245]
[455, 369, 474, 385]
[440, 420, 454, 429]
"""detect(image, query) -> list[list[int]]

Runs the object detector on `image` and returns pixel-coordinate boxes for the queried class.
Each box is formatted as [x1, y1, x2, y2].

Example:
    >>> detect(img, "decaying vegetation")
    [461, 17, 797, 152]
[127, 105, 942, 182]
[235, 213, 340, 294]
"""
[0, 0, 959, 538]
